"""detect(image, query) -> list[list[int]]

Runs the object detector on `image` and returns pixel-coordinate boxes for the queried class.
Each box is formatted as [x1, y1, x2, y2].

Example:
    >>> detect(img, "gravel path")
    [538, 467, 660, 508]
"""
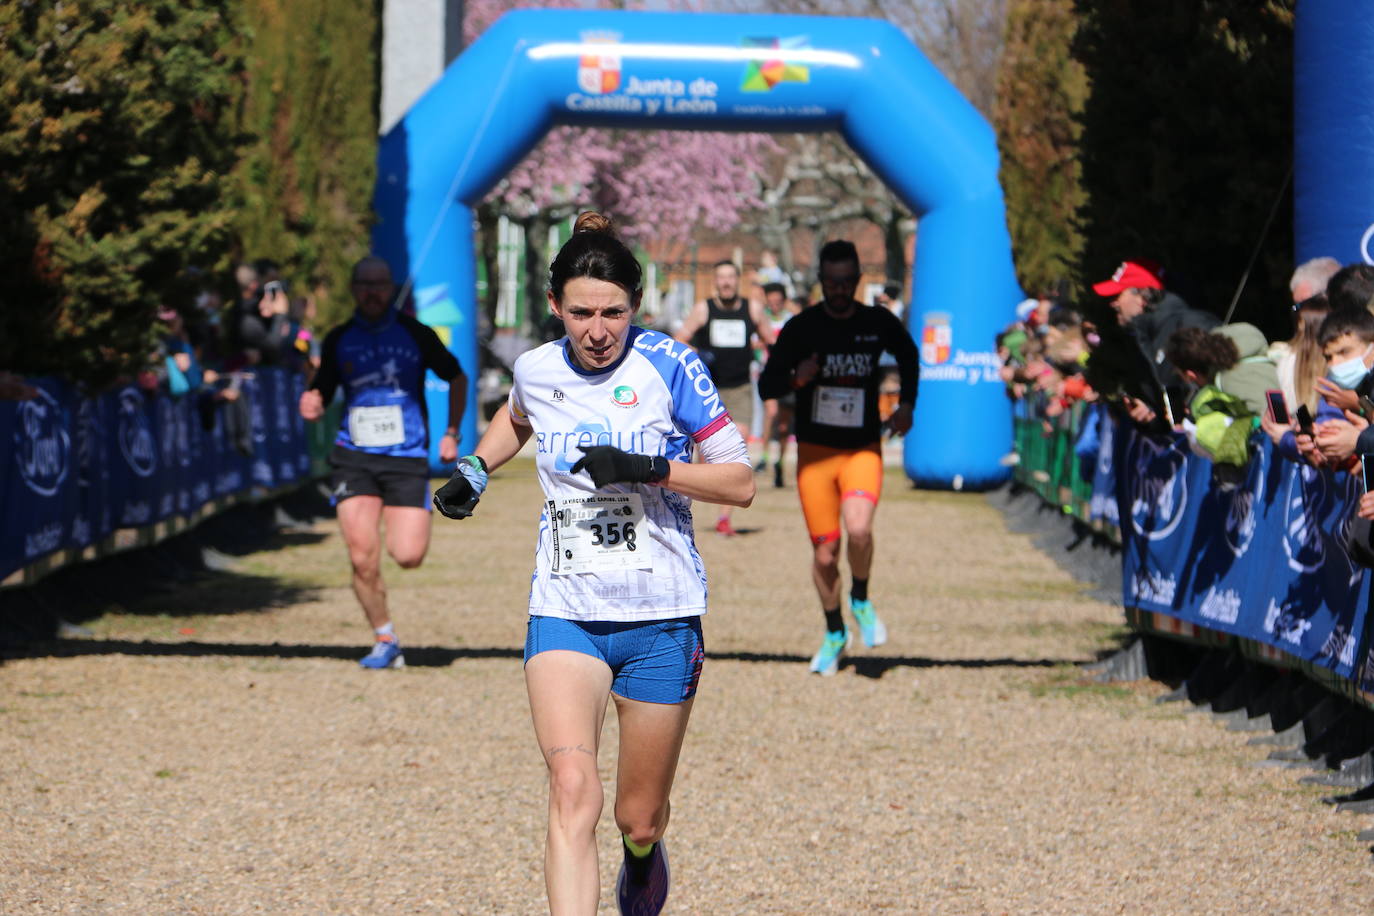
[3, 459, 1371, 913]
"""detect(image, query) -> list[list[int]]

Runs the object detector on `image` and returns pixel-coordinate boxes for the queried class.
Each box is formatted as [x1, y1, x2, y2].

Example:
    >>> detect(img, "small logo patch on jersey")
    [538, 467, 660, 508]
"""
[611, 385, 639, 408]
[553, 388, 565, 402]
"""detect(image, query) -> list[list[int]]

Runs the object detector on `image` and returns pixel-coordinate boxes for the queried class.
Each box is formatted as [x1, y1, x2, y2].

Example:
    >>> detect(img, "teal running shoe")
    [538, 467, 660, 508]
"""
[809, 628, 851, 676]
[849, 598, 888, 649]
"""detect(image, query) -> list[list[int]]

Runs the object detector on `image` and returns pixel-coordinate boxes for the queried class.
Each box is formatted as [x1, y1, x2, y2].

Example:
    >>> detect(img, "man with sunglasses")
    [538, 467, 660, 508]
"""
[299, 256, 466, 669]
[758, 240, 920, 676]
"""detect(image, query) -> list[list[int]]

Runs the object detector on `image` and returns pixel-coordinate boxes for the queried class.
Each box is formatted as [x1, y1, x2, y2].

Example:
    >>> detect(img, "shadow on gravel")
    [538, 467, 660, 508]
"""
[261, 531, 331, 549]
[1, 490, 334, 651]
[1, 565, 324, 651]
[697, 650, 1070, 678]
[4, 642, 1075, 675]
[4, 640, 523, 666]
[844, 654, 1063, 678]
[107, 570, 322, 619]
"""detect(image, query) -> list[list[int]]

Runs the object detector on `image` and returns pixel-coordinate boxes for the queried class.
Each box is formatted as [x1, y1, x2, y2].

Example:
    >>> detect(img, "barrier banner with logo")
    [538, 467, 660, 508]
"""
[1087, 404, 1119, 529]
[2, 370, 312, 583]
[1117, 422, 1369, 680]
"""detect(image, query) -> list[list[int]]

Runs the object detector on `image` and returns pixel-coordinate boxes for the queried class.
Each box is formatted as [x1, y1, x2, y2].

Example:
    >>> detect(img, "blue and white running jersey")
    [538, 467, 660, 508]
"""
[312, 310, 463, 459]
[509, 326, 749, 622]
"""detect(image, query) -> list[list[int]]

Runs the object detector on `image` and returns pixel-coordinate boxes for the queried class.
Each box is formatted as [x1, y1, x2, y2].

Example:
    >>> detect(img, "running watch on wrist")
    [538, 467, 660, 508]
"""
[646, 455, 670, 484]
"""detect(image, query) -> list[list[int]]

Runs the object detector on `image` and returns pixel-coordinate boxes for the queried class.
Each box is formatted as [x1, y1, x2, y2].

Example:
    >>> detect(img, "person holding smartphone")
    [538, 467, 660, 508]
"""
[1308, 309, 1374, 465]
[231, 264, 295, 367]
[1091, 260, 1218, 428]
[1260, 309, 1374, 470]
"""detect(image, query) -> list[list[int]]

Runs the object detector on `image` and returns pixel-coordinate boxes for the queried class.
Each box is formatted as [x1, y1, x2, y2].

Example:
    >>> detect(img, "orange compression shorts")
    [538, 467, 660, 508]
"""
[795, 441, 883, 545]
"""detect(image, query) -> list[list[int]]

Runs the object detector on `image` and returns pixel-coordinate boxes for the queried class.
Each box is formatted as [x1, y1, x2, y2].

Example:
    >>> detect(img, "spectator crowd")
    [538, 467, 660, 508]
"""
[0, 259, 332, 458]
[997, 254, 1374, 526]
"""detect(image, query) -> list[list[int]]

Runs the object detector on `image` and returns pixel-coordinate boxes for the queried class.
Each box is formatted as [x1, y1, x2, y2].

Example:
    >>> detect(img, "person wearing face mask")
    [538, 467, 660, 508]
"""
[1304, 309, 1374, 465]
[1260, 309, 1374, 467]
[757, 239, 920, 677]
[298, 256, 466, 669]
[432, 212, 753, 916]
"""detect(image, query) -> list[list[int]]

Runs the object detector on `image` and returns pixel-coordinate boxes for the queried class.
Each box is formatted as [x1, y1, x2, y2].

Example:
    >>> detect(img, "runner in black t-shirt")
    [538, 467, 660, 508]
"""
[757, 240, 919, 676]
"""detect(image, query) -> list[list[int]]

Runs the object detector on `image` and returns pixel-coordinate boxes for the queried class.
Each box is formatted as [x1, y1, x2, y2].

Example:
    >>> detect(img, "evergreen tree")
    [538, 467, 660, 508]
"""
[231, 0, 380, 328]
[994, 0, 1087, 298]
[0, 2, 243, 387]
[1073, 0, 1294, 338]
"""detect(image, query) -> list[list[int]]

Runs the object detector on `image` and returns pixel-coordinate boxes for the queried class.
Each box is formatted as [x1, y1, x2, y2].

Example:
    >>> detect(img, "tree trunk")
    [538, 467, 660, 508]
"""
[522, 215, 551, 341]
[883, 214, 908, 290]
[810, 217, 832, 281]
[476, 201, 501, 340]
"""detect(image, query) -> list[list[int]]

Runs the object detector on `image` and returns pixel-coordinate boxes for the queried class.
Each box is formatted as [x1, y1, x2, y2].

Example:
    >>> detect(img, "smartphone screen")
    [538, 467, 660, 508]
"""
[1265, 390, 1290, 426]
[1363, 456, 1374, 493]
[1296, 404, 1315, 435]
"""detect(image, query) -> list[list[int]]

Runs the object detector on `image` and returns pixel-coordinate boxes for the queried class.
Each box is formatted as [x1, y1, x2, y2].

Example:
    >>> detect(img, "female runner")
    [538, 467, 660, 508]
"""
[433, 211, 754, 915]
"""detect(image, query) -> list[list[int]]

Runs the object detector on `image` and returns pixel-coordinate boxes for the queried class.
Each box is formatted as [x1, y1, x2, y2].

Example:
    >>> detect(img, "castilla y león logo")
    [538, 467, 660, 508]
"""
[577, 35, 622, 95]
[920, 313, 952, 366]
[611, 385, 639, 408]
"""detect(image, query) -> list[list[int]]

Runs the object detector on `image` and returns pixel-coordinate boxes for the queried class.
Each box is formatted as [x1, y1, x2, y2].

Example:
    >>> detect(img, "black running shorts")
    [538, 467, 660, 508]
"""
[327, 445, 431, 509]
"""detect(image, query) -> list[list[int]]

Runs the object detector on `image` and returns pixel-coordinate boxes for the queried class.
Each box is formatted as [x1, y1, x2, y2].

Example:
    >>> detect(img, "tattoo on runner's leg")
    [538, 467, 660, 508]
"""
[546, 743, 595, 759]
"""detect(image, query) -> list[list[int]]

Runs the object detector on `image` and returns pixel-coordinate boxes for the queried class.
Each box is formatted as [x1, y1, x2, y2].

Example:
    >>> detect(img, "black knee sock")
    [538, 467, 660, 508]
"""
[851, 578, 869, 602]
[623, 837, 656, 884]
[823, 608, 844, 633]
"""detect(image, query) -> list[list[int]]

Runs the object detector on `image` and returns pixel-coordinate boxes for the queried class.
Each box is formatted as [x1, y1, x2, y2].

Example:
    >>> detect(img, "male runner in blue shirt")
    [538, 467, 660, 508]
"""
[299, 256, 465, 668]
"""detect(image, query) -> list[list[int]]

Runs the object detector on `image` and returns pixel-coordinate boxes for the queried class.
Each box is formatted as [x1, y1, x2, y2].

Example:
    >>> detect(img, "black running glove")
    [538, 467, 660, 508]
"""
[570, 446, 664, 488]
[433, 456, 488, 519]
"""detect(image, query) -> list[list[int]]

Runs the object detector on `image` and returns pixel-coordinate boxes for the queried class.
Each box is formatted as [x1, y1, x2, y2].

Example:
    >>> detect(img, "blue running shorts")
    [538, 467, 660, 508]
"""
[524, 616, 705, 705]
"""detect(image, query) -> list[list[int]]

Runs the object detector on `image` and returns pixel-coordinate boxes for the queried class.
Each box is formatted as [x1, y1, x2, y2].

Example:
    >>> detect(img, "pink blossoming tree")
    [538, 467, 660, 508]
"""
[465, 0, 774, 334]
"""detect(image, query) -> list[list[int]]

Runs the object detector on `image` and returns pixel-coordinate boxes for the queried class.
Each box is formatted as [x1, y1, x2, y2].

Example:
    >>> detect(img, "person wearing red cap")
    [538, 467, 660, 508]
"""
[1092, 261, 1164, 325]
[1092, 259, 1218, 425]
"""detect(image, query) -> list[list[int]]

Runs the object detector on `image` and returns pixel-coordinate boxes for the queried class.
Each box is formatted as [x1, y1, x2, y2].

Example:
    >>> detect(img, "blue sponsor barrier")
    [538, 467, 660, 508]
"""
[1, 370, 314, 587]
[374, 10, 1022, 487]
[1098, 416, 1374, 700]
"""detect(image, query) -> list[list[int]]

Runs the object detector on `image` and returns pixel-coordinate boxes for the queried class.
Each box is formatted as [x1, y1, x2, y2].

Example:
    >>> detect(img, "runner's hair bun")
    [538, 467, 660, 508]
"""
[549, 210, 641, 298]
[573, 211, 615, 236]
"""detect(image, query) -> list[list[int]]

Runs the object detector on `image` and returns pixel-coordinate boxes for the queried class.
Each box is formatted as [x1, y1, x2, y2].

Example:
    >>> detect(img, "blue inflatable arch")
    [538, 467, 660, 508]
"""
[374, 10, 1022, 489]
[1294, 1, 1374, 267]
